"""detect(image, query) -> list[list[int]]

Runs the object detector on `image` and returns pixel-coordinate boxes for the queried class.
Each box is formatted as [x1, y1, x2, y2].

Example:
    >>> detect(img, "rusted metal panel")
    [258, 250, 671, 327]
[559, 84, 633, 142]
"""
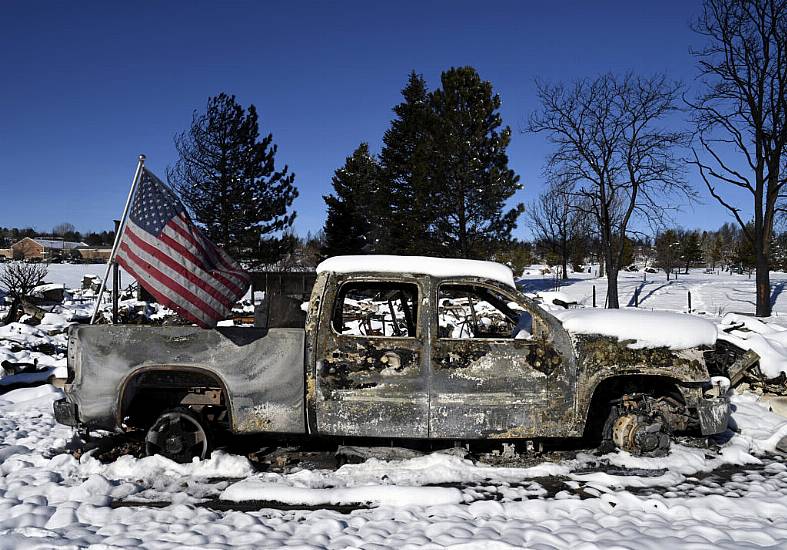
[313, 274, 429, 438]
[695, 395, 731, 435]
[429, 278, 579, 439]
[65, 325, 306, 434]
[572, 334, 713, 431]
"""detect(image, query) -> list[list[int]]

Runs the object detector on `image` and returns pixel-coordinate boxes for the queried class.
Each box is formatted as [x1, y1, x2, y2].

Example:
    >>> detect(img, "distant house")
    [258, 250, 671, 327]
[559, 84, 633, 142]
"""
[10, 237, 87, 261]
[0, 237, 111, 263]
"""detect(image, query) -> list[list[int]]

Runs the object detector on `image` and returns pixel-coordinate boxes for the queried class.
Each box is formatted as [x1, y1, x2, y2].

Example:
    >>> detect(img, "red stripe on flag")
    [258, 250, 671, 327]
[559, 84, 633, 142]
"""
[166, 219, 248, 290]
[117, 242, 226, 324]
[123, 224, 235, 311]
[158, 227, 245, 296]
[171, 214, 249, 285]
[115, 253, 210, 327]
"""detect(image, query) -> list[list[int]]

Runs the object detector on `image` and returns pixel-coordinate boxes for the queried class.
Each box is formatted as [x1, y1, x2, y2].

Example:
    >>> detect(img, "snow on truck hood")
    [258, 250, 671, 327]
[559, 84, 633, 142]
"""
[317, 255, 516, 288]
[554, 309, 718, 351]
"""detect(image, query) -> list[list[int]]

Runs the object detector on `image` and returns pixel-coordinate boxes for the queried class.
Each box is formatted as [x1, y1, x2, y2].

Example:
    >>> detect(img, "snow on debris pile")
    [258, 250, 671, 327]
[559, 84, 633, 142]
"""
[554, 309, 718, 350]
[717, 313, 787, 378]
[317, 255, 516, 288]
[0, 322, 59, 348]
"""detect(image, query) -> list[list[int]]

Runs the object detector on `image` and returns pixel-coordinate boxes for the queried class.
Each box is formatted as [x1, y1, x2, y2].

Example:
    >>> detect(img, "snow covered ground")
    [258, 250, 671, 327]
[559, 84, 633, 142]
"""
[42, 263, 128, 292]
[520, 268, 787, 320]
[2, 264, 787, 547]
[0, 385, 786, 547]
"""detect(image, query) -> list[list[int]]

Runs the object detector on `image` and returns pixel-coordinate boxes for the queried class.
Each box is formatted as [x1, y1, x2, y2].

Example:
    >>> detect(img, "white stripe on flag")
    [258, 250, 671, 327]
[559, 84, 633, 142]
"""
[121, 224, 231, 318]
[126, 219, 238, 305]
[168, 216, 248, 287]
[115, 247, 213, 326]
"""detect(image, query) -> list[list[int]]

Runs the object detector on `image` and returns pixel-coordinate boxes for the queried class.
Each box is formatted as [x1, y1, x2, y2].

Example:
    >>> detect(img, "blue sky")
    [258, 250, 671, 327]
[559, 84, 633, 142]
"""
[0, 0, 748, 239]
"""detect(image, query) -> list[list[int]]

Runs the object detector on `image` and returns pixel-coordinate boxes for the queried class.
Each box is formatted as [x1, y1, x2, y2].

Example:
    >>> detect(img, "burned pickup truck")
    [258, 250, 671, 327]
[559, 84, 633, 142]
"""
[55, 256, 731, 462]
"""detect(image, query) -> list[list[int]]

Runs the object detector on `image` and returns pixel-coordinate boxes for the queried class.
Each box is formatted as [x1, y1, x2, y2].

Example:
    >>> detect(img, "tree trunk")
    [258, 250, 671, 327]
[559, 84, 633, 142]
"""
[2, 297, 20, 326]
[756, 249, 771, 317]
[606, 266, 620, 309]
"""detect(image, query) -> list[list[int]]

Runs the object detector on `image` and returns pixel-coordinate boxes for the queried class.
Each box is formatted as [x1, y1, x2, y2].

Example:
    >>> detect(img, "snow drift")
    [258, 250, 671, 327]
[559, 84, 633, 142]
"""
[718, 313, 787, 378]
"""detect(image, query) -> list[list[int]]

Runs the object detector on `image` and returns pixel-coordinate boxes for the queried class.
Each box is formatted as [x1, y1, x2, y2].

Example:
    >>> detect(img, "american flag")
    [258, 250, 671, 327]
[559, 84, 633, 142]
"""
[115, 168, 250, 328]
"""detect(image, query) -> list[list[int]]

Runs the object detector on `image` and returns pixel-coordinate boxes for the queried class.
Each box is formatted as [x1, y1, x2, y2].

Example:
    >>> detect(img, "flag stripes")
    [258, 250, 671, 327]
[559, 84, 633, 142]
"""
[114, 168, 250, 328]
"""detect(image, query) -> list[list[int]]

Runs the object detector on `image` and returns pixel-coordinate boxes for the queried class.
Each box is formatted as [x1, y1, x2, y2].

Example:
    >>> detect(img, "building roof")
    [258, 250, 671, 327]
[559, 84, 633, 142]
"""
[28, 237, 88, 249]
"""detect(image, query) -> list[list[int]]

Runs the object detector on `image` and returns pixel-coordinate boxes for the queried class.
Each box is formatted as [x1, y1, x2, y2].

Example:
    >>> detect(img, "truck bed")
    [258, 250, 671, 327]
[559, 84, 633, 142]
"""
[65, 325, 306, 433]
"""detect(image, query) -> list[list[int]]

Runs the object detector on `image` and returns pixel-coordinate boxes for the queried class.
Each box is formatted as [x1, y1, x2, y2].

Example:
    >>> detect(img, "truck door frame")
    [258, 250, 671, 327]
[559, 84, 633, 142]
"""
[311, 273, 431, 438]
[428, 278, 570, 439]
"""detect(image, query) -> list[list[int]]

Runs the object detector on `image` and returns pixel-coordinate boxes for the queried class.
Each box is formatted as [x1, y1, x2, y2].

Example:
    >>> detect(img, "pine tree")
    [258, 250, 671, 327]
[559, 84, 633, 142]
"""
[429, 67, 523, 258]
[655, 230, 680, 277]
[378, 72, 436, 254]
[679, 231, 703, 273]
[321, 143, 380, 258]
[168, 93, 298, 265]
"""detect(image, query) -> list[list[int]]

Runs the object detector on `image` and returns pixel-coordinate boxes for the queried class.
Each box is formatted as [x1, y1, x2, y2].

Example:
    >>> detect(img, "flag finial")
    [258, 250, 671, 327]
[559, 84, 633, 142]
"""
[138, 154, 146, 162]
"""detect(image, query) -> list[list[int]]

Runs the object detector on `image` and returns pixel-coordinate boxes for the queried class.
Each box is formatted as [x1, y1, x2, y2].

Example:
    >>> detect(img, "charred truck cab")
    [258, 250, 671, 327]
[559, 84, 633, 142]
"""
[55, 255, 730, 462]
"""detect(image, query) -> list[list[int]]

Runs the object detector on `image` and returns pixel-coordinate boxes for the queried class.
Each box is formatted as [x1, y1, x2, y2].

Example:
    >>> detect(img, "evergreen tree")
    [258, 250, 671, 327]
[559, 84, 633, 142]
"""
[168, 93, 298, 265]
[429, 67, 523, 258]
[378, 72, 436, 254]
[321, 143, 380, 258]
[679, 230, 703, 273]
[655, 230, 680, 277]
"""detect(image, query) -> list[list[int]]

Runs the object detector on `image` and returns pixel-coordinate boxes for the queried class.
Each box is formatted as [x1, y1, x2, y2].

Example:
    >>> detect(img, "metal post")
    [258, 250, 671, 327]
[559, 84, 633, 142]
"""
[90, 154, 145, 324]
[688, 291, 692, 313]
[592, 285, 596, 308]
[112, 219, 120, 324]
[634, 288, 639, 308]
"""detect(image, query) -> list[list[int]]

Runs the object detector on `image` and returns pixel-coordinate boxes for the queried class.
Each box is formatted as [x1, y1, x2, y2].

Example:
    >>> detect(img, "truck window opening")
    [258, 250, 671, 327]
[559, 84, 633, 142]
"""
[438, 284, 532, 340]
[333, 282, 419, 337]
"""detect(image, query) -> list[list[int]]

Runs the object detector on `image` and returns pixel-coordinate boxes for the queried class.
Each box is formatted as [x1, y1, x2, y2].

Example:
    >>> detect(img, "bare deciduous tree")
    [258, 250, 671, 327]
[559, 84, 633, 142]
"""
[688, 0, 787, 317]
[529, 73, 693, 308]
[0, 261, 48, 324]
[52, 222, 76, 237]
[527, 181, 584, 279]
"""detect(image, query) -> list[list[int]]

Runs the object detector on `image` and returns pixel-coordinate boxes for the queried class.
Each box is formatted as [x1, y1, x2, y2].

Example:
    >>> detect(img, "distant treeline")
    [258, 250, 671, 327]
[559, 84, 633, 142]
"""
[0, 224, 116, 248]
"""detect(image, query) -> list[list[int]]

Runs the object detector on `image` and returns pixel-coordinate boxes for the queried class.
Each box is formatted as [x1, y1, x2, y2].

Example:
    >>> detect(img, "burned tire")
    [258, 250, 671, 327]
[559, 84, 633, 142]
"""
[601, 397, 671, 455]
[145, 408, 209, 463]
[610, 413, 670, 454]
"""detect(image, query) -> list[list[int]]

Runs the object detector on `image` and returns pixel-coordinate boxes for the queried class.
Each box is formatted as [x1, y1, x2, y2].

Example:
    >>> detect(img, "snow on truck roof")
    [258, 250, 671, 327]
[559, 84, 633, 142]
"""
[316, 255, 516, 288]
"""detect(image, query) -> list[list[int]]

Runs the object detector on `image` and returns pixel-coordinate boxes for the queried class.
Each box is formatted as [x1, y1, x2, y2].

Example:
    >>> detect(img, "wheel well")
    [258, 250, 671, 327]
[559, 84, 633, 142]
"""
[582, 375, 684, 442]
[118, 368, 231, 430]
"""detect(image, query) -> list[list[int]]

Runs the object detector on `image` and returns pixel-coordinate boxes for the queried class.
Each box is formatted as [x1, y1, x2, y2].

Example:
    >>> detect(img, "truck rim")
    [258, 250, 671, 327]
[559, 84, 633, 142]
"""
[145, 410, 208, 462]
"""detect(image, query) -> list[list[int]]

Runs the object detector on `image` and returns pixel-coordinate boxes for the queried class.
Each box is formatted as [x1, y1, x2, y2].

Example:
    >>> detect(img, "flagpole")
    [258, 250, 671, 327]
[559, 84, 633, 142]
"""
[90, 154, 146, 324]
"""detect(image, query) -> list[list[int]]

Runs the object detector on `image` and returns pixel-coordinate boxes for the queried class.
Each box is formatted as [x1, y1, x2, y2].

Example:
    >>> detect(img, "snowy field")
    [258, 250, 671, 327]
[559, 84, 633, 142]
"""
[2, 264, 787, 547]
[520, 268, 787, 320]
[40, 263, 129, 292]
[0, 385, 786, 548]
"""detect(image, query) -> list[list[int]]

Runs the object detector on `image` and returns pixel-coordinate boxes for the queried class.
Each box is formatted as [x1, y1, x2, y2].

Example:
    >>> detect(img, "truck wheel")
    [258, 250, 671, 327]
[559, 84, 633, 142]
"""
[601, 401, 670, 455]
[145, 408, 209, 463]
